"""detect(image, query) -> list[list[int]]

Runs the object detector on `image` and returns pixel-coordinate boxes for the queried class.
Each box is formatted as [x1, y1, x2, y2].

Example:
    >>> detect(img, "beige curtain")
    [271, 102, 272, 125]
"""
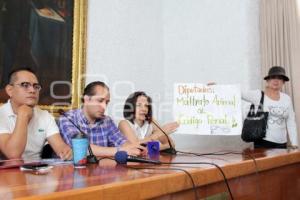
[260, 0, 300, 145]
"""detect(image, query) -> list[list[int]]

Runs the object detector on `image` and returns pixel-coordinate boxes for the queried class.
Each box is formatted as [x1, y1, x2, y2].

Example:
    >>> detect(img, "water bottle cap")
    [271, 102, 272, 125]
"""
[72, 132, 87, 139]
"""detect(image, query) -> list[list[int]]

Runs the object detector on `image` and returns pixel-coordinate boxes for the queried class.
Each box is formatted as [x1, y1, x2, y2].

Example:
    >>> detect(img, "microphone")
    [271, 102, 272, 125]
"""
[115, 151, 161, 164]
[147, 116, 177, 155]
[58, 109, 98, 164]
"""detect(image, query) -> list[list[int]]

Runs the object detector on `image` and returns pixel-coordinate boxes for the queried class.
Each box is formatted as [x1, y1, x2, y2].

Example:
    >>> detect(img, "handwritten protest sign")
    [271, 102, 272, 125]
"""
[174, 84, 242, 135]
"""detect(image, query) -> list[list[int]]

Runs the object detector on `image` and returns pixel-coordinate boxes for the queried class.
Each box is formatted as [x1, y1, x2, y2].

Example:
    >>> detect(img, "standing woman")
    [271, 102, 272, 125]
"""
[242, 66, 298, 149]
[118, 91, 179, 150]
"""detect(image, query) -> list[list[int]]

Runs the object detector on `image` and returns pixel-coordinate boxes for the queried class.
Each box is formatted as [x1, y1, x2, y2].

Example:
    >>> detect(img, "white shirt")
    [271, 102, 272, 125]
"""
[126, 120, 153, 140]
[242, 90, 298, 146]
[0, 101, 59, 160]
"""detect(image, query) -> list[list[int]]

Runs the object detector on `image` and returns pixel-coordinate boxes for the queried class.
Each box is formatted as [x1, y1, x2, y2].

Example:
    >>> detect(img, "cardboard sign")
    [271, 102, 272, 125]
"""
[174, 84, 242, 135]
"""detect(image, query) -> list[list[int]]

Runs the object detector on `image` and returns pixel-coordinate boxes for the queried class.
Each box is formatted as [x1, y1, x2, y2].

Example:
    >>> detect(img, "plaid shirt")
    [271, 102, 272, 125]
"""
[58, 109, 126, 147]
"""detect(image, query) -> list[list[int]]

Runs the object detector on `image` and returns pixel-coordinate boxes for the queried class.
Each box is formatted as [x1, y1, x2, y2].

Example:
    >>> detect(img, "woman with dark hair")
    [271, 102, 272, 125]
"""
[242, 66, 298, 149]
[118, 91, 179, 150]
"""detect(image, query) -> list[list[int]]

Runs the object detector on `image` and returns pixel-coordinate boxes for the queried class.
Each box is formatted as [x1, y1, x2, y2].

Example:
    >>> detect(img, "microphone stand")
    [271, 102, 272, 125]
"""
[58, 109, 99, 164]
[150, 118, 177, 155]
[86, 146, 99, 164]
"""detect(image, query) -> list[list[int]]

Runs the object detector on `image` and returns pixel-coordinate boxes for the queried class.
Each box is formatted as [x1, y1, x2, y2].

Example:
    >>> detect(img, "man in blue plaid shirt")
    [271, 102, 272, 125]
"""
[59, 81, 145, 157]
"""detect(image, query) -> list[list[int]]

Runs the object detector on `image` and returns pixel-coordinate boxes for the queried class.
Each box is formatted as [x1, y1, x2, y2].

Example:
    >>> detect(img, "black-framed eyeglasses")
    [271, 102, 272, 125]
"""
[10, 82, 42, 91]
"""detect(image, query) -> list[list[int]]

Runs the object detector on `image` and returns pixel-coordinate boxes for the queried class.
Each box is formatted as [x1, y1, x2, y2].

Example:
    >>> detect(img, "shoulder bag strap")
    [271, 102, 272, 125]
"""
[258, 91, 264, 112]
[248, 104, 255, 117]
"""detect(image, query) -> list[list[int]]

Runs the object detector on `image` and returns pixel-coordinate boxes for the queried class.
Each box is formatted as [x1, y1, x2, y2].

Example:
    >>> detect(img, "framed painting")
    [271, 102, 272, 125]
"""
[0, 0, 87, 115]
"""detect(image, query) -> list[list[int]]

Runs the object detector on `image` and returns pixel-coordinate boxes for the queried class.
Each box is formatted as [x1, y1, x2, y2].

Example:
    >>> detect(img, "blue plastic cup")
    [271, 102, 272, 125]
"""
[71, 133, 88, 168]
[147, 141, 160, 159]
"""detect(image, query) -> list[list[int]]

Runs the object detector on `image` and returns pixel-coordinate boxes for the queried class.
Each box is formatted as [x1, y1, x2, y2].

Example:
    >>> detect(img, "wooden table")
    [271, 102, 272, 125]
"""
[0, 148, 300, 200]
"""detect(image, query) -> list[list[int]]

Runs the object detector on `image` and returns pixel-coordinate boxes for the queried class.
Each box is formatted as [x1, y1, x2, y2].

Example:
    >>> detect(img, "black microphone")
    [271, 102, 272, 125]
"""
[147, 116, 177, 155]
[58, 109, 98, 164]
[115, 151, 161, 164]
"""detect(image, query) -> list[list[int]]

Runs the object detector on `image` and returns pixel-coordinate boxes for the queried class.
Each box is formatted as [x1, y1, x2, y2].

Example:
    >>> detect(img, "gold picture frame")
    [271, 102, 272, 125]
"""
[0, 0, 88, 116]
[42, 0, 88, 115]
